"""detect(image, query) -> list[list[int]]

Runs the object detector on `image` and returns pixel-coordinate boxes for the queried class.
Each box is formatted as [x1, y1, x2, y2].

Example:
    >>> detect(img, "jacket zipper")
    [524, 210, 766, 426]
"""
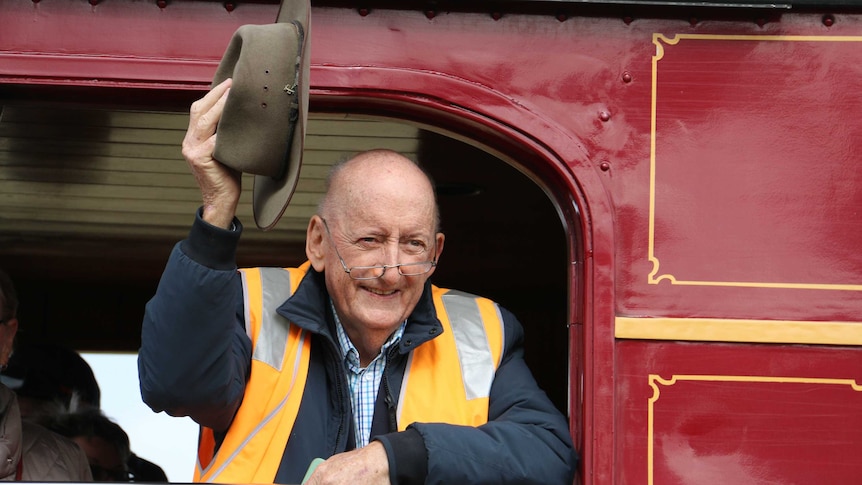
[327, 339, 348, 455]
[383, 346, 399, 433]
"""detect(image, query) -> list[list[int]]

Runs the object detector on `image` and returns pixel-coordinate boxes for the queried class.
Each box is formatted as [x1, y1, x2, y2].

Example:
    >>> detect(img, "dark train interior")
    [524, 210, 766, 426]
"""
[0, 90, 571, 415]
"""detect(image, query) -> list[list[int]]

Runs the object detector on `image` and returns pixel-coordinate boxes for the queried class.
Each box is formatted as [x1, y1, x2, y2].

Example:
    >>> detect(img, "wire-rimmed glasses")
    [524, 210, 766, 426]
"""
[321, 218, 437, 280]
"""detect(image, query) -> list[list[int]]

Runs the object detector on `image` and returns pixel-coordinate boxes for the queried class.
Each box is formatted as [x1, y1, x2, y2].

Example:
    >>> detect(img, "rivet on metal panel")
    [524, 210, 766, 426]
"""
[224, 2, 235, 13]
[425, 10, 436, 19]
[823, 14, 835, 27]
[358, 8, 369, 17]
[599, 111, 610, 122]
[622, 72, 632, 83]
[600, 162, 611, 172]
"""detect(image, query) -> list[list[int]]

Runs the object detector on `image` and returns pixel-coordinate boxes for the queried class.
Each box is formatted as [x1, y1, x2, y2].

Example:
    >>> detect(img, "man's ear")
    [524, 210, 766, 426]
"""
[426, 232, 445, 277]
[306, 215, 327, 272]
[434, 232, 445, 261]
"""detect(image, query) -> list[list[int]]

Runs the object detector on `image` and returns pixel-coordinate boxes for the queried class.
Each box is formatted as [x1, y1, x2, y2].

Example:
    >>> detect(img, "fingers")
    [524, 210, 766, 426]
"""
[208, 77, 233, 105]
[306, 444, 390, 485]
[191, 78, 232, 127]
[181, 79, 242, 229]
[182, 79, 231, 169]
[184, 79, 232, 159]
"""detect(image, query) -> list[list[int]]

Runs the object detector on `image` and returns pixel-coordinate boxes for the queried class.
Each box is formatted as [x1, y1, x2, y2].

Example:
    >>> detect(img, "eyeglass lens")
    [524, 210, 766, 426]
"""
[347, 262, 435, 280]
[322, 218, 436, 279]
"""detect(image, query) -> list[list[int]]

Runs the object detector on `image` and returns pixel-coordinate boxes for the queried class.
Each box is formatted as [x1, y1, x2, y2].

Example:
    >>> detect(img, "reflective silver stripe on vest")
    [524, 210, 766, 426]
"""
[208, 330, 309, 482]
[440, 290, 502, 400]
[252, 268, 294, 371]
[240, 272, 254, 342]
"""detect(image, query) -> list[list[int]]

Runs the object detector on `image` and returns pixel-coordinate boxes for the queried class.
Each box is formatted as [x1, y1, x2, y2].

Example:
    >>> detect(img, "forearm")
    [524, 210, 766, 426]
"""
[409, 374, 575, 484]
[412, 418, 574, 485]
[138, 209, 251, 430]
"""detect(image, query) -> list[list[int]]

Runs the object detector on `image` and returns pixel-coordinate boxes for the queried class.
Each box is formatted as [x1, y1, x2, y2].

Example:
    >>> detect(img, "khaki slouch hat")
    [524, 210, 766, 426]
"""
[211, 0, 311, 230]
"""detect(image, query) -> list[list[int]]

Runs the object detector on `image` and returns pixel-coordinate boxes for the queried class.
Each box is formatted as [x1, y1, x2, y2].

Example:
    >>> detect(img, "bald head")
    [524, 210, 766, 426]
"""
[306, 150, 445, 359]
[318, 149, 440, 231]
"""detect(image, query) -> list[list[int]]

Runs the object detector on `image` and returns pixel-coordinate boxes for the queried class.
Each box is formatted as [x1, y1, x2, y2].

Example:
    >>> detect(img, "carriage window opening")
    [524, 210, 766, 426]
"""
[82, 352, 198, 483]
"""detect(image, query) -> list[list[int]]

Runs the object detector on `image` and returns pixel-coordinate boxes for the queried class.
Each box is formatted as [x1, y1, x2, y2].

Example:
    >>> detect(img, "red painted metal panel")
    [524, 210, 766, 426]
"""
[617, 340, 862, 484]
[0, 0, 273, 88]
[634, 32, 862, 322]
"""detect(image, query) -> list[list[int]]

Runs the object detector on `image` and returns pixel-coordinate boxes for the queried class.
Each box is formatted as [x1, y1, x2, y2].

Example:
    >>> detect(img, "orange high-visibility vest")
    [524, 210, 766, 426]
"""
[195, 263, 505, 483]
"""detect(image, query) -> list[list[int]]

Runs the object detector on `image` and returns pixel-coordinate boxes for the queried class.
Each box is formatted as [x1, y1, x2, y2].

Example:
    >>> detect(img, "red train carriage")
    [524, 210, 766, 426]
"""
[2, 0, 862, 483]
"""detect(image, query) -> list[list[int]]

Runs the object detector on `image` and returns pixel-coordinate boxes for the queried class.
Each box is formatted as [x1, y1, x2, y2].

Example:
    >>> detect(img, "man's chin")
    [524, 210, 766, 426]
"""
[357, 311, 407, 333]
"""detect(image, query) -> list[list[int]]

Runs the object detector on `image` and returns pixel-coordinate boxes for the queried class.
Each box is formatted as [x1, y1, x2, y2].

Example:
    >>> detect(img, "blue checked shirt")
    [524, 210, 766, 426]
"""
[332, 302, 406, 448]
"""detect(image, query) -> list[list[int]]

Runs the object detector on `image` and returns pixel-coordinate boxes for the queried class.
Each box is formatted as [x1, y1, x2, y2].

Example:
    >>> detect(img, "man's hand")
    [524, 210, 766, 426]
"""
[306, 441, 390, 485]
[182, 78, 242, 229]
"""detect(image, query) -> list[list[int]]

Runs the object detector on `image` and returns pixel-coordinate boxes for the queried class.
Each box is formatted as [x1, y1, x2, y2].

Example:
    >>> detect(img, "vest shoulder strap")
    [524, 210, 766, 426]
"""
[240, 266, 305, 369]
[396, 286, 506, 429]
[196, 264, 312, 483]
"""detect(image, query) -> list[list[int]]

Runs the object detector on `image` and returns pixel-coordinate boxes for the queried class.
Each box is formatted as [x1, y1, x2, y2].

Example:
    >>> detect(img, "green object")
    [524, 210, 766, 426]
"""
[301, 458, 325, 484]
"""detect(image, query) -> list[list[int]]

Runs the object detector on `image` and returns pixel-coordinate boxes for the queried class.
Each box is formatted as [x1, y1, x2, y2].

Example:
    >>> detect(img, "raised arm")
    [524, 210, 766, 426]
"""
[182, 78, 241, 230]
[138, 81, 252, 431]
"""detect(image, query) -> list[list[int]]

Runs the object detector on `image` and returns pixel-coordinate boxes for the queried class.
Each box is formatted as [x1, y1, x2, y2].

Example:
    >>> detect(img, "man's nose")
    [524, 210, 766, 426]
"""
[379, 264, 403, 283]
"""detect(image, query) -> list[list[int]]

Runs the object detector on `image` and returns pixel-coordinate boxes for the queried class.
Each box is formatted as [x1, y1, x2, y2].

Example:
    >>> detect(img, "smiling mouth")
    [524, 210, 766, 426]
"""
[365, 287, 397, 296]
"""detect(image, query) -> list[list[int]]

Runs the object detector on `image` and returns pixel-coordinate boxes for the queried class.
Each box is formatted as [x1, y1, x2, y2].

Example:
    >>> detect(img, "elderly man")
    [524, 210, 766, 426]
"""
[138, 79, 576, 484]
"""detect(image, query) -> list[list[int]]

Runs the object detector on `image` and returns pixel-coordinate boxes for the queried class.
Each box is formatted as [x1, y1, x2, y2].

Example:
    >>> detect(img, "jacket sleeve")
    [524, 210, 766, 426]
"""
[137, 209, 252, 431]
[381, 307, 577, 485]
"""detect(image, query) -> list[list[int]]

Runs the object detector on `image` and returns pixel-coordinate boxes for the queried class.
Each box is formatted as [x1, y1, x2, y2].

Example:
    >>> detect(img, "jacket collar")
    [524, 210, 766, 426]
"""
[276, 264, 443, 354]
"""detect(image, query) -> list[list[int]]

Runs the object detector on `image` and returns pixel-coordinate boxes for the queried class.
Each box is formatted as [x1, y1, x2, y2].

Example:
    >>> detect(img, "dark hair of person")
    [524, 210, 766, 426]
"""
[44, 409, 132, 480]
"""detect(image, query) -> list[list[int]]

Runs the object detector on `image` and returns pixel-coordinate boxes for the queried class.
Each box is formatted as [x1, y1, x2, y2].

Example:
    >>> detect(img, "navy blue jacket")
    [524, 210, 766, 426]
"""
[138, 211, 577, 484]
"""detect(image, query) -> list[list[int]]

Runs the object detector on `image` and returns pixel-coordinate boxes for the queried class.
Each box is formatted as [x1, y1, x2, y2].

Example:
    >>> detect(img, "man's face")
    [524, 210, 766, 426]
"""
[320, 211, 443, 341]
[308, 154, 444, 345]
